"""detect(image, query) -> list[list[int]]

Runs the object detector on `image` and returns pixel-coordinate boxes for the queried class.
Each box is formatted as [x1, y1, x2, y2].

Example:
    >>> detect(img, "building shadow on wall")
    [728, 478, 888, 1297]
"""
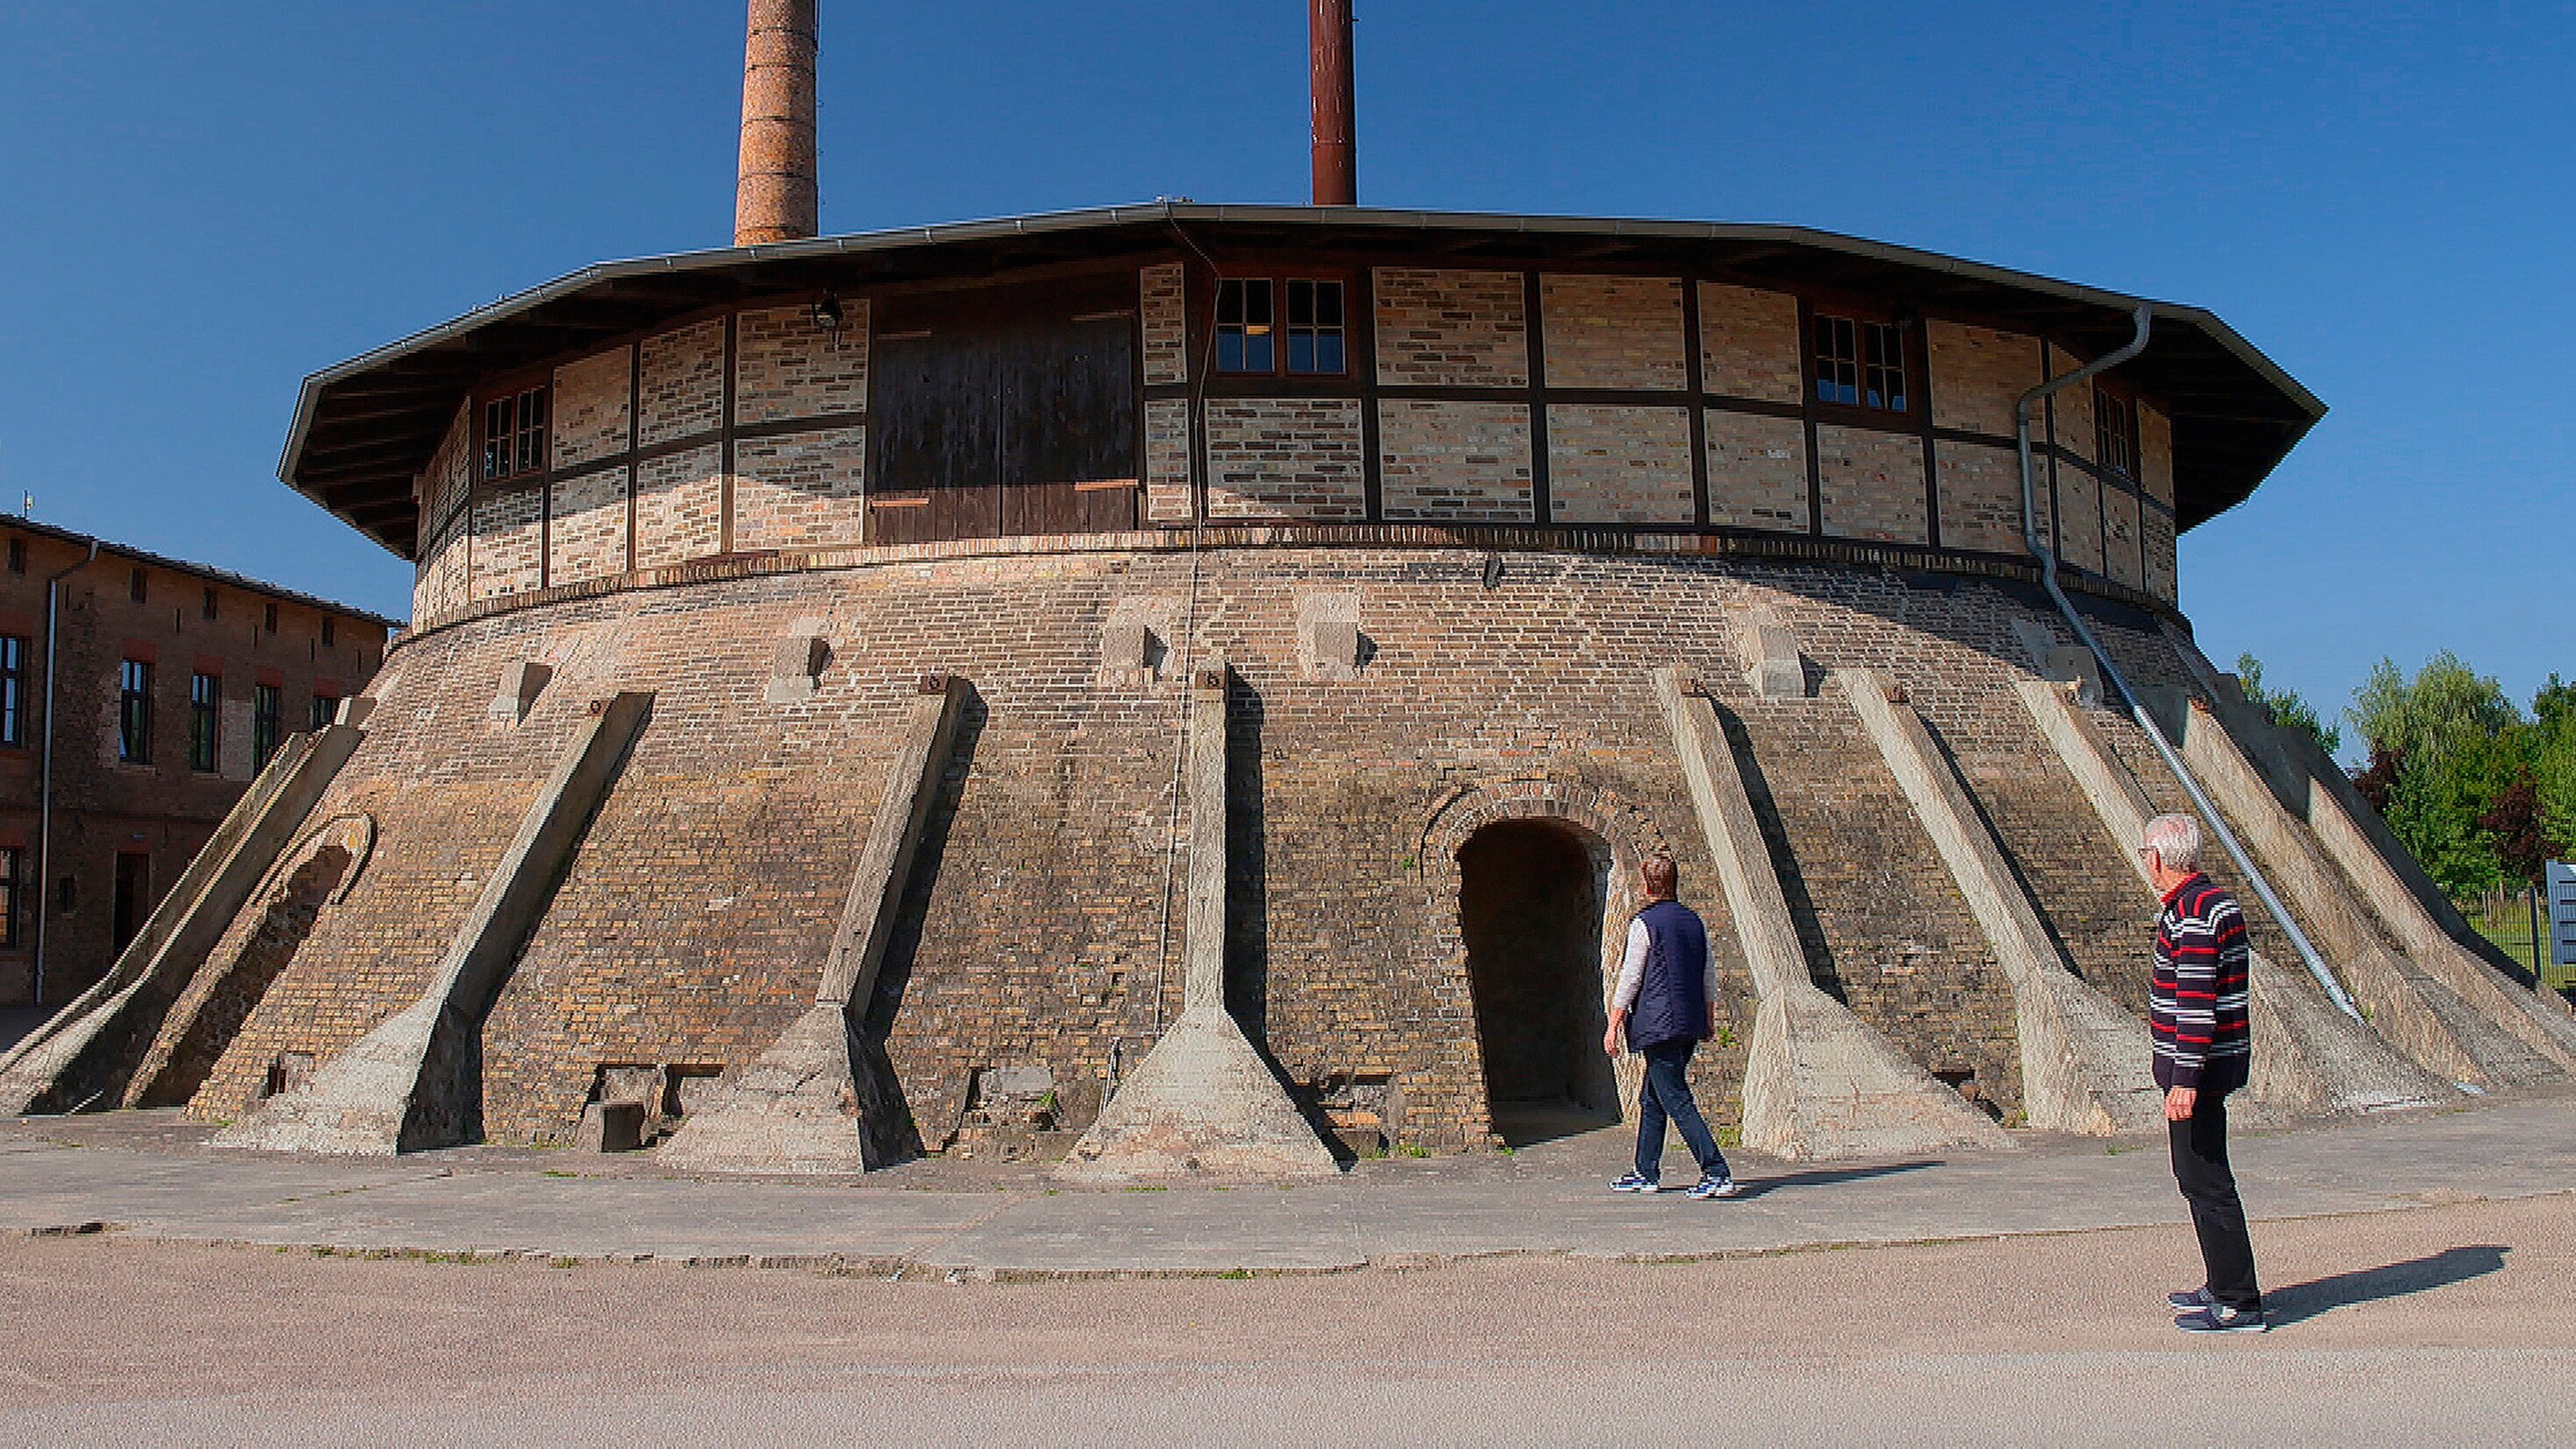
[134, 844, 357, 1109]
[857, 682, 988, 1165]
[1225, 675, 1350, 1158]
[2262, 1244, 2509, 1327]
[1717, 703, 1849, 1005]
[1916, 712, 2093, 983]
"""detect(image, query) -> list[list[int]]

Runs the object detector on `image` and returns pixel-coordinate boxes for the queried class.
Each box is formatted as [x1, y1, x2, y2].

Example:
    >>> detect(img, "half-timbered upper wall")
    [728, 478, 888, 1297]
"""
[421, 252, 2185, 627]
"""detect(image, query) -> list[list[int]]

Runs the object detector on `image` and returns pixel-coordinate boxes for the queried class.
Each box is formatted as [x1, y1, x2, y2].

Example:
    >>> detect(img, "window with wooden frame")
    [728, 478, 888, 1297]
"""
[252, 683, 281, 770]
[2094, 385, 2140, 480]
[0, 846, 20, 949]
[481, 385, 549, 481]
[0, 636, 23, 748]
[1216, 276, 1347, 376]
[188, 671, 221, 773]
[117, 659, 152, 763]
[1811, 313, 1909, 414]
[310, 693, 341, 731]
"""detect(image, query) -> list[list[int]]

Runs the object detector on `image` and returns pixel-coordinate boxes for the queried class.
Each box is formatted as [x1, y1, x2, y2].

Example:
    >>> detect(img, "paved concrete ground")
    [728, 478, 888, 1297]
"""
[2, 1192, 2569, 1444]
[4, 1088, 2574, 1275]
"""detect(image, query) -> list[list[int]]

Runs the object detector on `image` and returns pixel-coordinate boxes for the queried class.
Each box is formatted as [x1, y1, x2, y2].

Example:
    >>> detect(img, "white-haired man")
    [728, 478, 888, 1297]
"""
[2141, 811, 2265, 1332]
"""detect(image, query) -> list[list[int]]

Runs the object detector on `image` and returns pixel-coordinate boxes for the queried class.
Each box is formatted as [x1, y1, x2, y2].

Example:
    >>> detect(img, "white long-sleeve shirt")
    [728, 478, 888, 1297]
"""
[1611, 915, 1719, 1014]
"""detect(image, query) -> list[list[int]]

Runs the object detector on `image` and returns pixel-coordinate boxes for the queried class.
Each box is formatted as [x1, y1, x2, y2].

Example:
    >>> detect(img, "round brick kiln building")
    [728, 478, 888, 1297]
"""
[14, 206, 2575, 1170]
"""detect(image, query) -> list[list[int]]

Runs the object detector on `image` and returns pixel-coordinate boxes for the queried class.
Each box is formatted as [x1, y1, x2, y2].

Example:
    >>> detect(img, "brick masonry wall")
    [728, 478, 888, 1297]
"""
[1703, 411, 1809, 532]
[1539, 275, 1685, 390]
[1698, 283, 1802, 404]
[548, 466, 630, 587]
[1815, 425, 1928, 544]
[551, 349, 633, 470]
[1206, 399, 1366, 520]
[735, 426, 867, 550]
[0, 524, 386, 1007]
[1143, 399, 1193, 524]
[2102, 487, 2143, 590]
[413, 406, 472, 623]
[470, 489, 544, 600]
[736, 301, 868, 424]
[408, 271, 2196, 622]
[177, 542, 2223, 1150]
[2055, 466, 2105, 576]
[2049, 349, 2097, 469]
[1141, 264, 1187, 387]
[638, 319, 726, 448]
[633, 444, 724, 569]
[1373, 269, 1528, 388]
[1378, 401, 1533, 523]
[1928, 322, 2040, 437]
[2142, 508, 2177, 604]
[1934, 440, 2027, 555]
[1546, 405, 1692, 524]
[2139, 404, 2176, 508]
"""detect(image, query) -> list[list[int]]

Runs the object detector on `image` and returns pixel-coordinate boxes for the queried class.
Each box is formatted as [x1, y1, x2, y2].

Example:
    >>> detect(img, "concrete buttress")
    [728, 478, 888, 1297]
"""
[2142, 687, 2572, 1087]
[2013, 678, 2442, 1116]
[658, 674, 971, 1174]
[1059, 660, 1340, 1181]
[217, 693, 653, 1155]
[0, 726, 367, 1115]
[1836, 669, 2162, 1136]
[1653, 667, 2010, 1158]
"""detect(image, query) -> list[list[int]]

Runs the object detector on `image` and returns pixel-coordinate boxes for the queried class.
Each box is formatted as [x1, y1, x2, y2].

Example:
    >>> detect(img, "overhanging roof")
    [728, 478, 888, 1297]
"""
[281, 202, 2325, 560]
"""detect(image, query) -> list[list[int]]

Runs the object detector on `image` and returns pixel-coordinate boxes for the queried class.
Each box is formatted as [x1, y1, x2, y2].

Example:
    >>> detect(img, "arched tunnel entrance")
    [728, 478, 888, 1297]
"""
[1458, 818, 1622, 1146]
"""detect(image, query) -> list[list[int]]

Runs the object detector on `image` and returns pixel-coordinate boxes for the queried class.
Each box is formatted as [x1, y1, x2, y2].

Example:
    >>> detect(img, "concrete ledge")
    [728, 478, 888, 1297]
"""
[219, 693, 653, 1156]
[2013, 680, 2441, 1116]
[1655, 667, 2008, 1160]
[1836, 670, 2161, 1136]
[1058, 661, 1337, 1182]
[0, 725, 365, 1116]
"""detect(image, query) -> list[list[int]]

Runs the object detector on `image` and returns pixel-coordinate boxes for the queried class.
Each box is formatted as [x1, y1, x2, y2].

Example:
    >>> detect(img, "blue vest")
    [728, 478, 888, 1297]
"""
[1629, 900, 1710, 1050]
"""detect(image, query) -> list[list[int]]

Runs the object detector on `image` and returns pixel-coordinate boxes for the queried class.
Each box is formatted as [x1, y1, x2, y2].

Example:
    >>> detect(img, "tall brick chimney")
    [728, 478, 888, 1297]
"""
[734, 0, 820, 246]
[1310, 0, 1356, 206]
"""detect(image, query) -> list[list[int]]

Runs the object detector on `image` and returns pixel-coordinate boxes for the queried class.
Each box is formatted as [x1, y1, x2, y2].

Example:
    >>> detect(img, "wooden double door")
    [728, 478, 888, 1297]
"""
[868, 274, 1139, 544]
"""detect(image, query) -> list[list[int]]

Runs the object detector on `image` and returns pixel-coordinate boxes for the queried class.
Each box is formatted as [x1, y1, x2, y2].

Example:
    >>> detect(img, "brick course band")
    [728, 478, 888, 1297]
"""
[401, 524, 2188, 646]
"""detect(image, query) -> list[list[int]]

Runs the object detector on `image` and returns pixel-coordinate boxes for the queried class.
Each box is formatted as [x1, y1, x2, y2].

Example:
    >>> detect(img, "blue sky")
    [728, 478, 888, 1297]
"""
[1, 3, 2564, 748]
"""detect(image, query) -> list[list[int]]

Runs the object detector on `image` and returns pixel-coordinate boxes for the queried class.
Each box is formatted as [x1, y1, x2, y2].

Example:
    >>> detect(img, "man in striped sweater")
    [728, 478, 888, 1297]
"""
[2142, 812, 2266, 1332]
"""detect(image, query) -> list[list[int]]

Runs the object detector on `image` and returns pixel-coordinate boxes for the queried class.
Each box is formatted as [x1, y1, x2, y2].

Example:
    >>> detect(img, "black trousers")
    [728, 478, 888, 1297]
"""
[2169, 1087, 2261, 1311]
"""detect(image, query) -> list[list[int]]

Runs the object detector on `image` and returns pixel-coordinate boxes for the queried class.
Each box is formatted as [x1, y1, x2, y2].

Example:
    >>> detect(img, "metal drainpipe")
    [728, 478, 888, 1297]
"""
[2016, 305, 2361, 1019]
[33, 539, 101, 1007]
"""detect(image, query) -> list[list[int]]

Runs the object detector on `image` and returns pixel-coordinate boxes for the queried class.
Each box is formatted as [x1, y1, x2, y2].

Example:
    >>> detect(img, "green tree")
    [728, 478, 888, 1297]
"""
[2346, 654, 2523, 896]
[2533, 674, 2576, 865]
[2234, 653, 2341, 758]
[2347, 652, 2516, 773]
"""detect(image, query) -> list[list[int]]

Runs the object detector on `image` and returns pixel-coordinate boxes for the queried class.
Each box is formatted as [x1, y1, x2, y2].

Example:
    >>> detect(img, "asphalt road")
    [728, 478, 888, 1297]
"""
[4, 1192, 2569, 1445]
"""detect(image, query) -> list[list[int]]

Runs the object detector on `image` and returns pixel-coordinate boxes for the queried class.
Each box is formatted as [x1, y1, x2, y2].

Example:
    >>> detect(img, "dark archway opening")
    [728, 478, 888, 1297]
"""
[1459, 819, 1620, 1147]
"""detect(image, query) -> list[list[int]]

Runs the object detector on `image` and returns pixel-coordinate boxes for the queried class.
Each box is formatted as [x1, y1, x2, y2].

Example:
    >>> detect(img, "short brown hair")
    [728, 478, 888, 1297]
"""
[1640, 854, 1678, 897]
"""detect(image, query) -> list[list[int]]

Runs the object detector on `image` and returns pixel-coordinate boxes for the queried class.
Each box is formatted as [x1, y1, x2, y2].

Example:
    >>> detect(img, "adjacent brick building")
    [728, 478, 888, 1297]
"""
[0, 517, 392, 1007]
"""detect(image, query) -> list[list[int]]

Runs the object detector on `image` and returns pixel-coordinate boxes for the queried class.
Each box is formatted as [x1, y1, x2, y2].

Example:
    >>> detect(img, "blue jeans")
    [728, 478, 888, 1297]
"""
[1634, 1039, 1728, 1182]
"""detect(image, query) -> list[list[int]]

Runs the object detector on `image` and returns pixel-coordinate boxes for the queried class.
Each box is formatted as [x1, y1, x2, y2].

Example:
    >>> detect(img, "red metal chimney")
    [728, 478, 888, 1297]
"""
[1310, 0, 1356, 206]
[735, 0, 820, 245]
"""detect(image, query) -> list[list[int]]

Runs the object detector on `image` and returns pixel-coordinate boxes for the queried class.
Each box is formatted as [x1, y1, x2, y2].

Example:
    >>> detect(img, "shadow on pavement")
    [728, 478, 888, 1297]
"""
[2266, 1244, 2510, 1326]
[1736, 1161, 1940, 1199]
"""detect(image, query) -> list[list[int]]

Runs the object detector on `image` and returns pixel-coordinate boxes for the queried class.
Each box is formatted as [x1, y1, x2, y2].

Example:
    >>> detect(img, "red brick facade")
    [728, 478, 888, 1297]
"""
[0, 520, 389, 1007]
